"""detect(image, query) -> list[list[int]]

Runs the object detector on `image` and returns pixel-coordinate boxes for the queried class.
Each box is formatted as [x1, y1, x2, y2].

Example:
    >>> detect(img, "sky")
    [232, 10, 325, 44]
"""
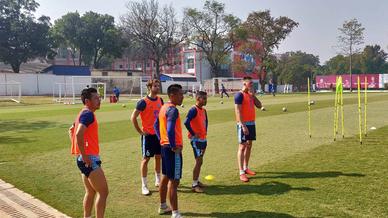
[35, 0, 388, 64]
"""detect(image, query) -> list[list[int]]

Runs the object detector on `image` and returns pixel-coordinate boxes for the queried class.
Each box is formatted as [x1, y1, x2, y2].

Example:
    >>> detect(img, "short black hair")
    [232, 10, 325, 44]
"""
[81, 88, 98, 105]
[167, 84, 182, 96]
[243, 76, 252, 81]
[196, 91, 207, 98]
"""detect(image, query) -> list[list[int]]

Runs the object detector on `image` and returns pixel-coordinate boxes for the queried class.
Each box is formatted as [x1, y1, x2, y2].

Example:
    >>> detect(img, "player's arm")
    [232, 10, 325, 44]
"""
[68, 123, 75, 141]
[131, 100, 147, 135]
[205, 110, 208, 132]
[184, 107, 197, 138]
[166, 107, 180, 152]
[252, 94, 262, 109]
[131, 109, 146, 135]
[75, 123, 91, 166]
[154, 118, 160, 140]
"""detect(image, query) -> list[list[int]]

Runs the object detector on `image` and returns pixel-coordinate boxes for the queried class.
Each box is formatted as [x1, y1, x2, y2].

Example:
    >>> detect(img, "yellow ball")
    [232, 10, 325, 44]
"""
[205, 175, 215, 181]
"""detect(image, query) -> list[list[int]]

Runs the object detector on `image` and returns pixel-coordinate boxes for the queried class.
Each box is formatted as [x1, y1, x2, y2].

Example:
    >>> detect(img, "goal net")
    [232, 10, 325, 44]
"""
[203, 77, 243, 96]
[0, 81, 21, 103]
[69, 76, 147, 103]
[53, 82, 106, 104]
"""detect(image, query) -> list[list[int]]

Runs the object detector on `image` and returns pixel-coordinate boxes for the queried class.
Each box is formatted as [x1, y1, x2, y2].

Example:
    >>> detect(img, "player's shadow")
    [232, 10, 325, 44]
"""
[0, 120, 58, 133]
[183, 210, 295, 217]
[180, 181, 314, 196]
[252, 171, 365, 179]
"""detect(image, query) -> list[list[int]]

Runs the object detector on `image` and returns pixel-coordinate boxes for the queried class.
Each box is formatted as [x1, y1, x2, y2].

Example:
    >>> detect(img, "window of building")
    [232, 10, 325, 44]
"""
[102, 71, 108, 76]
[187, 58, 194, 69]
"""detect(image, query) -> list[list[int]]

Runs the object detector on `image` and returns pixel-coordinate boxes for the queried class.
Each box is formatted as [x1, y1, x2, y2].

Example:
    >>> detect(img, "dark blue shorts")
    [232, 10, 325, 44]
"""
[237, 122, 256, 144]
[76, 155, 101, 178]
[191, 139, 207, 158]
[161, 146, 182, 180]
[141, 134, 161, 158]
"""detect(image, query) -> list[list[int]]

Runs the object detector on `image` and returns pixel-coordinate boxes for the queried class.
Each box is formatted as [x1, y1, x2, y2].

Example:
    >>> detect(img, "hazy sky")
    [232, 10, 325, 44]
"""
[35, 0, 388, 64]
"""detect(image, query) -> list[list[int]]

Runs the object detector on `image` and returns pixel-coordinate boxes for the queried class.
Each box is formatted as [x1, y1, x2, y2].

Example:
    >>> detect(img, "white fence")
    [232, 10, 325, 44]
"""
[0, 73, 75, 95]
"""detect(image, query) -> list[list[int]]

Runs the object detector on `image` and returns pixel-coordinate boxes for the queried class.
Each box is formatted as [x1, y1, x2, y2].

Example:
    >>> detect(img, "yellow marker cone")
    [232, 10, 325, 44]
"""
[205, 175, 215, 181]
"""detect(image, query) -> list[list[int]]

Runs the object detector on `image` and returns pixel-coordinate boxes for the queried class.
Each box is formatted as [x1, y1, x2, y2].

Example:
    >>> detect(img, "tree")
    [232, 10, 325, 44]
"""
[183, 0, 241, 79]
[121, 0, 184, 80]
[239, 10, 298, 91]
[0, 0, 55, 73]
[80, 12, 126, 68]
[337, 18, 364, 91]
[275, 51, 319, 90]
[51, 12, 83, 65]
[53, 12, 126, 68]
[360, 45, 387, 73]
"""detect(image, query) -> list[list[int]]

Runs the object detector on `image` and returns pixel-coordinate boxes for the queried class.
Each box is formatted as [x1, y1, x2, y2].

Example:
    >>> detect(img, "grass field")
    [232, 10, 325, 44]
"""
[1, 93, 388, 217]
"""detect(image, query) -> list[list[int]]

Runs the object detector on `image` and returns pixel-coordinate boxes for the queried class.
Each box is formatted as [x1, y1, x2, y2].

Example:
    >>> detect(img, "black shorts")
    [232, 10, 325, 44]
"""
[161, 146, 182, 180]
[76, 155, 101, 178]
[141, 134, 161, 158]
[237, 122, 256, 144]
[191, 139, 207, 158]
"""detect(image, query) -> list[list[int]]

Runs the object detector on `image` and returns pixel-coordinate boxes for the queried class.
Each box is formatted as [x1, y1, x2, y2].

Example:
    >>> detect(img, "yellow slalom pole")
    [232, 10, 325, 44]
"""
[357, 76, 362, 144]
[333, 76, 338, 141]
[364, 76, 367, 137]
[340, 77, 344, 138]
[308, 77, 311, 138]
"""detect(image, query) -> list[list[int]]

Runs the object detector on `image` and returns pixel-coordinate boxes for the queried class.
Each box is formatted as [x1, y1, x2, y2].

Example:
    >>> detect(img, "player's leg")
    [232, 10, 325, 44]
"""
[159, 147, 171, 215]
[82, 173, 95, 217]
[140, 135, 152, 195]
[237, 124, 249, 182]
[88, 168, 109, 218]
[153, 135, 161, 187]
[244, 124, 256, 175]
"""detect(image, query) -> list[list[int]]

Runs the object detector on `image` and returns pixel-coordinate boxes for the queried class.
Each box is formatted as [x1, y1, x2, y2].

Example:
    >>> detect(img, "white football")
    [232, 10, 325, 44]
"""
[282, 107, 287, 112]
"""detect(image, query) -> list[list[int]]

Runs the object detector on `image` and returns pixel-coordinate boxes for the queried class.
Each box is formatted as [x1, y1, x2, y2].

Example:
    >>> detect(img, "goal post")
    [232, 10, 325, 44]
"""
[70, 76, 148, 103]
[203, 77, 243, 96]
[53, 82, 106, 104]
[0, 81, 21, 103]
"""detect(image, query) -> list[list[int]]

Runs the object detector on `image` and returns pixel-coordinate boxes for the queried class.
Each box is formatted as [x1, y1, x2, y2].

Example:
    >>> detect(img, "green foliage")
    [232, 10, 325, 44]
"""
[52, 11, 126, 68]
[0, 0, 55, 73]
[183, 0, 241, 77]
[275, 51, 319, 89]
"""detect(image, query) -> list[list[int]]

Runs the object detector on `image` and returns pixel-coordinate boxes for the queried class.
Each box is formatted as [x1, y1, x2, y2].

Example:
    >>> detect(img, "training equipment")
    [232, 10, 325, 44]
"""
[357, 76, 362, 144]
[53, 82, 106, 104]
[203, 77, 243, 96]
[307, 77, 311, 138]
[333, 76, 344, 141]
[282, 107, 287, 112]
[0, 81, 21, 103]
[370, 126, 376, 130]
[57, 76, 148, 104]
[204, 175, 214, 181]
[364, 77, 367, 137]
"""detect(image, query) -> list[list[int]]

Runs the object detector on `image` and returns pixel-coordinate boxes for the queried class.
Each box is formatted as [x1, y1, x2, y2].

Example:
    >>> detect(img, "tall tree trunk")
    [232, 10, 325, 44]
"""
[11, 62, 21, 73]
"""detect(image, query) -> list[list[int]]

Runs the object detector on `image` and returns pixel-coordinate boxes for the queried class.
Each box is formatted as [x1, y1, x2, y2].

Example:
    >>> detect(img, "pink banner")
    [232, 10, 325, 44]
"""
[316, 74, 380, 89]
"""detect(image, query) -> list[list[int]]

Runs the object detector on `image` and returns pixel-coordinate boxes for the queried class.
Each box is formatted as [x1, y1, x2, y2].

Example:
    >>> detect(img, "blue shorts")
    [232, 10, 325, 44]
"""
[141, 134, 161, 158]
[237, 122, 256, 144]
[76, 155, 101, 178]
[161, 146, 182, 180]
[191, 139, 207, 158]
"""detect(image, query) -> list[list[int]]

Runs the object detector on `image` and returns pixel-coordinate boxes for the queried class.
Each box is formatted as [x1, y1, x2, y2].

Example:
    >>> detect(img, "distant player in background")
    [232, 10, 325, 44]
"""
[155, 84, 184, 218]
[113, 86, 120, 102]
[234, 77, 262, 182]
[69, 88, 108, 218]
[131, 79, 163, 195]
[184, 91, 208, 193]
[220, 83, 229, 98]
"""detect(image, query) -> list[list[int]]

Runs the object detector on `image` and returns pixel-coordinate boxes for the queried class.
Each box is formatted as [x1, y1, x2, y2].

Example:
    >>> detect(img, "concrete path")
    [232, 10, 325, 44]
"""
[0, 179, 71, 218]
